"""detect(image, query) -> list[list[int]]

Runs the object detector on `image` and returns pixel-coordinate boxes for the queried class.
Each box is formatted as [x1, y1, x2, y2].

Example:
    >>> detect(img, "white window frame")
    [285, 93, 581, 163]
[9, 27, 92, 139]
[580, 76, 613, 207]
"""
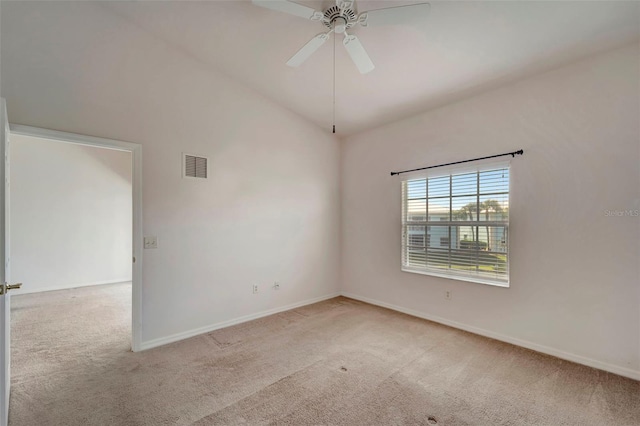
[401, 160, 511, 287]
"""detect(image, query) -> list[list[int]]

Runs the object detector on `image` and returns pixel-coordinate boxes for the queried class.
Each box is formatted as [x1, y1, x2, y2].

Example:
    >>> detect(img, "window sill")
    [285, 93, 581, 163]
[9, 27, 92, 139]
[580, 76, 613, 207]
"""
[401, 267, 509, 288]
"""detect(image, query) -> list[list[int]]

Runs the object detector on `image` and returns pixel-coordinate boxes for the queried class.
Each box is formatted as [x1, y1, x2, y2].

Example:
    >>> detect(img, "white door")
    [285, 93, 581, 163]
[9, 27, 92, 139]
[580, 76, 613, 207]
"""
[0, 98, 20, 426]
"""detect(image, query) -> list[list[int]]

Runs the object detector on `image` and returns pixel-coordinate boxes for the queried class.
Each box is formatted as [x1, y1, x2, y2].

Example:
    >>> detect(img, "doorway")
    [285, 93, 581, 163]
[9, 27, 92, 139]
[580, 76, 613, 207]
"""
[8, 125, 142, 351]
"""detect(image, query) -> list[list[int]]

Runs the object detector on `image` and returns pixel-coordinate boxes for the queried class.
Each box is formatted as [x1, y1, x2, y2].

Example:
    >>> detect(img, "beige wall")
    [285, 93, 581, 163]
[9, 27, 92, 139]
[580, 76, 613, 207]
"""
[1, 2, 341, 345]
[11, 135, 132, 293]
[341, 44, 640, 379]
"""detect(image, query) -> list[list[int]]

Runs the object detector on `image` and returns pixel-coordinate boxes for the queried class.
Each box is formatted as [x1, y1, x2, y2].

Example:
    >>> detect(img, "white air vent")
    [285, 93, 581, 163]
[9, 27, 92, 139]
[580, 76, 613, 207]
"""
[183, 153, 208, 179]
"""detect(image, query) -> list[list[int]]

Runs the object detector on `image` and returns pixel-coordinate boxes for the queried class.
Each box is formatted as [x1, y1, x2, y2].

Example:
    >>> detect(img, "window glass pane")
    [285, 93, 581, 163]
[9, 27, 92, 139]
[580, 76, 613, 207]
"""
[458, 226, 477, 247]
[452, 172, 477, 196]
[427, 225, 449, 249]
[406, 247, 426, 268]
[427, 199, 449, 222]
[477, 250, 507, 276]
[450, 246, 477, 271]
[478, 195, 508, 221]
[407, 199, 426, 222]
[407, 179, 426, 199]
[427, 248, 449, 271]
[452, 196, 477, 221]
[407, 226, 425, 247]
[480, 169, 509, 195]
[428, 175, 449, 198]
[496, 226, 508, 253]
[477, 225, 508, 253]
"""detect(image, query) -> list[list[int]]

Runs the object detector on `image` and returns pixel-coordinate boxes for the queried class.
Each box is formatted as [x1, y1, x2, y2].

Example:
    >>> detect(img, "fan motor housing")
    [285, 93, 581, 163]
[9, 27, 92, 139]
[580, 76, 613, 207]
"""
[323, 6, 356, 31]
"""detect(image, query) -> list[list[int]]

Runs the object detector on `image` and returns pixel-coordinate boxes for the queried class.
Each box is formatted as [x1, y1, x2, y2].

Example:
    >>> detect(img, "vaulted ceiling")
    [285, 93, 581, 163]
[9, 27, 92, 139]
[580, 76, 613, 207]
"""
[3, 1, 640, 136]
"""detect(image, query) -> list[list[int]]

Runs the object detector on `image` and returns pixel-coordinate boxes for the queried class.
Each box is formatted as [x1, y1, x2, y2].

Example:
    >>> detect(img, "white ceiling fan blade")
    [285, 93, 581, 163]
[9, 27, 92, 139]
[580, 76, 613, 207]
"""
[287, 33, 330, 67]
[360, 3, 430, 28]
[252, 0, 322, 20]
[336, 0, 354, 11]
[343, 34, 374, 74]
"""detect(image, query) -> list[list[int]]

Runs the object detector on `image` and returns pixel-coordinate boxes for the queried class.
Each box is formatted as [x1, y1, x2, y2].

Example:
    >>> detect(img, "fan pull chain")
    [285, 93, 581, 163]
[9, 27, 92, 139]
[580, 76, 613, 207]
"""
[332, 29, 336, 134]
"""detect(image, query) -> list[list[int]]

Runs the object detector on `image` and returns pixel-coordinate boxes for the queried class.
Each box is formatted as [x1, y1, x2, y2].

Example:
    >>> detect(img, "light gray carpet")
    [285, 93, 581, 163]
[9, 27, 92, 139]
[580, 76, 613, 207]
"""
[9, 283, 640, 425]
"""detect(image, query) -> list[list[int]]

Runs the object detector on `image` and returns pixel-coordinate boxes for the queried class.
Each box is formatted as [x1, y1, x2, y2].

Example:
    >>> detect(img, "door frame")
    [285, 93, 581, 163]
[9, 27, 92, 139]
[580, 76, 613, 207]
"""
[9, 124, 143, 352]
[1, 99, 11, 426]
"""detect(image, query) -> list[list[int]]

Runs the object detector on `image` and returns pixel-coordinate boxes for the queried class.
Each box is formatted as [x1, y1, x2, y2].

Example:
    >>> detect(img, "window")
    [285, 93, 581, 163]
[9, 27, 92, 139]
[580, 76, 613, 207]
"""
[402, 164, 510, 286]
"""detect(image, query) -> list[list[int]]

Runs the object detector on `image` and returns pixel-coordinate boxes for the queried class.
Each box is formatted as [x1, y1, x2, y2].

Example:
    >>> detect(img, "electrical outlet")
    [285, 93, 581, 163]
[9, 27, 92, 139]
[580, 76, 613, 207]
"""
[143, 236, 158, 249]
[253, 284, 258, 294]
[445, 290, 451, 300]
[273, 281, 280, 290]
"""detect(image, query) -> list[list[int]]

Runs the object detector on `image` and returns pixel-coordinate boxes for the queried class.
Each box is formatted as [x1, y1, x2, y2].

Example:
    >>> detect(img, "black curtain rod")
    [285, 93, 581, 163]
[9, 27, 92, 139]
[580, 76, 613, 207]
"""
[390, 149, 524, 176]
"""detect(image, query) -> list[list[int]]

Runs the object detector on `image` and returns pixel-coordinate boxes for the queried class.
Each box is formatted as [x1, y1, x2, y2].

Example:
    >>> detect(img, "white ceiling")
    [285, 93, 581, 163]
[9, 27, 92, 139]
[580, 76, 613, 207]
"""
[99, 0, 640, 136]
[7, 1, 640, 136]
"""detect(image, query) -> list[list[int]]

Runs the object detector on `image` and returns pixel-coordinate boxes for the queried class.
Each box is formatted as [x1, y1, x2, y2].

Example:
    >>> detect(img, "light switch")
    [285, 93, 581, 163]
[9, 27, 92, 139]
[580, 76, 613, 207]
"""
[144, 236, 158, 249]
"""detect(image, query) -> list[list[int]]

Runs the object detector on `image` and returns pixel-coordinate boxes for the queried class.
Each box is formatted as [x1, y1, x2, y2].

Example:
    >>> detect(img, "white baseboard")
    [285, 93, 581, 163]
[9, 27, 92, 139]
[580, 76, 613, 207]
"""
[341, 291, 640, 381]
[139, 292, 342, 351]
[15, 279, 132, 295]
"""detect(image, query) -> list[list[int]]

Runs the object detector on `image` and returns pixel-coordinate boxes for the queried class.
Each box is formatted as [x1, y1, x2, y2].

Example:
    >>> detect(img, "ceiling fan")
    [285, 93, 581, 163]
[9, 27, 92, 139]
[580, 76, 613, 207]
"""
[252, 0, 431, 74]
